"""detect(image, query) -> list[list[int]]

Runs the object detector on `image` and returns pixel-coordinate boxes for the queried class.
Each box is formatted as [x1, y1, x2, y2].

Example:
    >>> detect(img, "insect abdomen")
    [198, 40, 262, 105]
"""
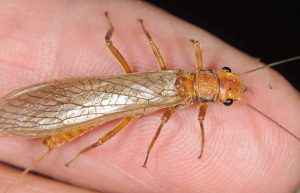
[0, 70, 184, 137]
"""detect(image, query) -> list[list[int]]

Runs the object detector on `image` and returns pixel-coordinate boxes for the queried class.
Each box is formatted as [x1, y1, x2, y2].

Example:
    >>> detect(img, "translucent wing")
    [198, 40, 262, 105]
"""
[0, 70, 184, 137]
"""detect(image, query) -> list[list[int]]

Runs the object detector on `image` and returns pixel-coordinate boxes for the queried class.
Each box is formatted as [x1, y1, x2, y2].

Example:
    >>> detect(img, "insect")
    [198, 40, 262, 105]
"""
[0, 12, 299, 193]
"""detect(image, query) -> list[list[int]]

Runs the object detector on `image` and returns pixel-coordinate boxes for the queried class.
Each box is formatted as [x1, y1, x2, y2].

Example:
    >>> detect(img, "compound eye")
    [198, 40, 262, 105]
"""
[223, 99, 233, 106]
[222, 66, 231, 72]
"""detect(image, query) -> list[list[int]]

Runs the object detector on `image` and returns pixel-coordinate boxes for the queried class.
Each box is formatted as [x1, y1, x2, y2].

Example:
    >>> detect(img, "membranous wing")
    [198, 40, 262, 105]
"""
[0, 70, 184, 137]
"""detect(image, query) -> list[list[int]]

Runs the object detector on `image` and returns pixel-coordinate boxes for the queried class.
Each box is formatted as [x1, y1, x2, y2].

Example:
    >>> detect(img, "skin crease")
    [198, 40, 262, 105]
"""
[0, 0, 299, 193]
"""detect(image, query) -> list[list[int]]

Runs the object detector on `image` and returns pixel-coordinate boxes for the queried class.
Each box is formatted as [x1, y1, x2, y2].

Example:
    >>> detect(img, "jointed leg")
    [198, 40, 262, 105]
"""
[190, 39, 203, 70]
[191, 39, 207, 158]
[143, 107, 177, 168]
[104, 12, 133, 73]
[65, 116, 134, 167]
[138, 19, 167, 71]
[198, 103, 207, 159]
[4, 146, 53, 193]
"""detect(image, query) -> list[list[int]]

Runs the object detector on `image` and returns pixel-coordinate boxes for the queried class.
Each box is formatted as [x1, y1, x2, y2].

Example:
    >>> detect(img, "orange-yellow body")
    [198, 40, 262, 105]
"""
[176, 69, 245, 104]
[0, 68, 245, 146]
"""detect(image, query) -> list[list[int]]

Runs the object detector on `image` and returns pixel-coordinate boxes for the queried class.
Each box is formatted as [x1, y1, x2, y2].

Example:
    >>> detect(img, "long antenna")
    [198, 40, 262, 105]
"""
[242, 56, 300, 75]
[246, 103, 300, 141]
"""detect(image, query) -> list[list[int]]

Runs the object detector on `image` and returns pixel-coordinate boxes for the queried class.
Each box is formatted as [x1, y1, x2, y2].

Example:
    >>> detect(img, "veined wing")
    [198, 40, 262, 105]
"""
[0, 70, 184, 137]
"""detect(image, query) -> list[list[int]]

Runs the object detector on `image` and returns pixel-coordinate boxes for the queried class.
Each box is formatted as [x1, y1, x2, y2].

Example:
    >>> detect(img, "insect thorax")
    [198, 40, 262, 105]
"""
[194, 70, 219, 103]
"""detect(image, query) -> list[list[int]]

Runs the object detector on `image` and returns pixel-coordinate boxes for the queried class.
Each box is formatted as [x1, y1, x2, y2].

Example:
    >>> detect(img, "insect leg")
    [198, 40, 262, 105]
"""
[138, 19, 167, 70]
[4, 146, 53, 193]
[190, 39, 203, 70]
[65, 116, 134, 167]
[143, 107, 177, 168]
[198, 102, 207, 159]
[104, 12, 133, 73]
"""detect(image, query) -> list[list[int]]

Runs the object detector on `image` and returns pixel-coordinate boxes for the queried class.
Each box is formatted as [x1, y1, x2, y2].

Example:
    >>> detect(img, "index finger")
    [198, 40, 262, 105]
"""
[0, 1, 299, 193]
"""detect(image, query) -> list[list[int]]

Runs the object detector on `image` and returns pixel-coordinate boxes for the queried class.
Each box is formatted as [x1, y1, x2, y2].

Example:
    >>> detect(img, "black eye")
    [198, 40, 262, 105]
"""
[222, 66, 231, 72]
[223, 99, 233, 106]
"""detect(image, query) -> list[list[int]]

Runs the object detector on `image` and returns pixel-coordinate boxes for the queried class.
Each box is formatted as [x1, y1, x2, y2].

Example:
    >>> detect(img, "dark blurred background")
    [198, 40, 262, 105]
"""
[145, 0, 300, 91]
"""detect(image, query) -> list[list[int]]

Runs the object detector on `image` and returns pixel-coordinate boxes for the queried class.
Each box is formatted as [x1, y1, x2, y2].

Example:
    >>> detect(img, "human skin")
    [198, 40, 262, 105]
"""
[0, 0, 299, 193]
